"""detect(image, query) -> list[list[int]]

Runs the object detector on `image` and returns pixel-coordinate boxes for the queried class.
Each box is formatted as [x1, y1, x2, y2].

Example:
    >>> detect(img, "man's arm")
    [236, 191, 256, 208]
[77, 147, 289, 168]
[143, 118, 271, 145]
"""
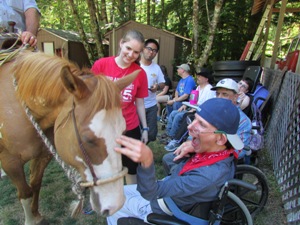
[22, 8, 40, 46]
[114, 135, 153, 168]
[174, 93, 189, 102]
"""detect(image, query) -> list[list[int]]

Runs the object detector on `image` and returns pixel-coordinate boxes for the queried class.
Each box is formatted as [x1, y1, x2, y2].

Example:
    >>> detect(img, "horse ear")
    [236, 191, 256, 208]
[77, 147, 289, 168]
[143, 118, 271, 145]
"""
[115, 70, 140, 91]
[60, 67, 89, 99]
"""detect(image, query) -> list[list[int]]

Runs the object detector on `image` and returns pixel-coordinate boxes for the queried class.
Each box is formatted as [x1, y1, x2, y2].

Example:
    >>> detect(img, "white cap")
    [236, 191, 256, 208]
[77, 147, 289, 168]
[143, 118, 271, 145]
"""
[211, 78, 239, 93]
[176, 64, 190, 72]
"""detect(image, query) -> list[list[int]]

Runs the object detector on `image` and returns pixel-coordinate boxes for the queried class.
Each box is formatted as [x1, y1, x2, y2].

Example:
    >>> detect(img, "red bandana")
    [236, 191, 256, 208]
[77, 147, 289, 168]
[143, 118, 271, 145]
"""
[179, 149, 237, 175]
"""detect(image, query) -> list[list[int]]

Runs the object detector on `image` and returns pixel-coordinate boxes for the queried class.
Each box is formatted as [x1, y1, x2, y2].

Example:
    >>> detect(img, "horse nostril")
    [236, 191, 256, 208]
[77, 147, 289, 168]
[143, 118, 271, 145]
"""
[102, 209, 110, 217]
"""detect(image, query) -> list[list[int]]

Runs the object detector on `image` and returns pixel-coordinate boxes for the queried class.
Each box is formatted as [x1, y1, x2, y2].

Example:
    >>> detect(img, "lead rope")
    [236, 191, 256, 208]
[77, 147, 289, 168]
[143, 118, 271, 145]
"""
[12, 78, 85, 218]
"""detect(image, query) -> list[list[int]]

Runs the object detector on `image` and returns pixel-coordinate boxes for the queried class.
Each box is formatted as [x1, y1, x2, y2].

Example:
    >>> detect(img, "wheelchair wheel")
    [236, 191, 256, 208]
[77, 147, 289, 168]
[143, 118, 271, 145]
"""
[221, 191, 253, 225]
[233, 165, 269, 217]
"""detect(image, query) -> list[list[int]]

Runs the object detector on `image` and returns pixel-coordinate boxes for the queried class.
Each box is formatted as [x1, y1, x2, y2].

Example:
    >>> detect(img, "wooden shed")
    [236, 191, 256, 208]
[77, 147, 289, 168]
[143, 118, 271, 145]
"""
[37, 28, 91, 68]
[104, 20, 192, 80]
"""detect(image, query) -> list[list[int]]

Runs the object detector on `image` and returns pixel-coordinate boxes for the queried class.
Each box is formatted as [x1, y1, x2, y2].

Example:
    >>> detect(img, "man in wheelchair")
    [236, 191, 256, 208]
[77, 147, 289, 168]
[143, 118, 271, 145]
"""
[108, 98, 243, 225]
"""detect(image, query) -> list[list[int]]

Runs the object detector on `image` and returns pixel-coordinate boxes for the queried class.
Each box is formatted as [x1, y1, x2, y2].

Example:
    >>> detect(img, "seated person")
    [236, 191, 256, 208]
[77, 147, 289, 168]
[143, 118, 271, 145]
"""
[238, 78, 254, 111]
[165, 64, 196, 117]
[106, 98, 243, 225]
[156, 65, 173, 121]
[159, 69, 215, 150]
[163, 78, 252, 169]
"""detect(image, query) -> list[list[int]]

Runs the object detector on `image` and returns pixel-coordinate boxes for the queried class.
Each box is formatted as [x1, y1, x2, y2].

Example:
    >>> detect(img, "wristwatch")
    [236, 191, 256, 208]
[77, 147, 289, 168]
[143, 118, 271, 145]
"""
[142, 127, 149, 132]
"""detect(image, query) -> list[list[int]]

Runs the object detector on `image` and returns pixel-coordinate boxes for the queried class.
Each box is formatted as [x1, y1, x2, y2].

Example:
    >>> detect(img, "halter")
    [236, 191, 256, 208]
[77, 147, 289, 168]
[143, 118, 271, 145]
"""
[12, 69, 127, 190]
[71, 100, 128, 187]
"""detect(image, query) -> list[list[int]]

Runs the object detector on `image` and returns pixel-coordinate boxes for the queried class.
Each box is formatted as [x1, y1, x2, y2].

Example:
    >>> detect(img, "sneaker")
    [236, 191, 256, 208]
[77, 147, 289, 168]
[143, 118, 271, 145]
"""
[160, 137, 172, 145]
[157, 133, 169, 139]
[83, 207, 95, 215]
[160, 117, 167, 124]
[164, 140, 180, 152]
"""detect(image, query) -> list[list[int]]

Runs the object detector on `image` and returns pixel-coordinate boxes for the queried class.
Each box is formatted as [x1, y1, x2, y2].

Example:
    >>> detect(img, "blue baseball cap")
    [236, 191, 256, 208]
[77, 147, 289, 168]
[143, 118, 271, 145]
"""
[196, 98, 244, 150]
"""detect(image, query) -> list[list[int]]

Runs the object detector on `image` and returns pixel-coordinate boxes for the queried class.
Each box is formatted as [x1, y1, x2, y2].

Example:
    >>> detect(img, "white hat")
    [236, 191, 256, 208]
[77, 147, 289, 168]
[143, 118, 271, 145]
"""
[211, 78, 239, 93]
[176, 64, 190, 72]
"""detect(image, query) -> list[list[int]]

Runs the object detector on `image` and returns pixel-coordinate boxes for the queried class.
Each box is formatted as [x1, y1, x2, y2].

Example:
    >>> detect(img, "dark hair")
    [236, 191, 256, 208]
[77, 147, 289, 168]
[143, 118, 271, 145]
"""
[243, 77, 254, 92]
[160, 65, 168, 76]
[145, 38, 160, 51]
[225, 141, 233, 149]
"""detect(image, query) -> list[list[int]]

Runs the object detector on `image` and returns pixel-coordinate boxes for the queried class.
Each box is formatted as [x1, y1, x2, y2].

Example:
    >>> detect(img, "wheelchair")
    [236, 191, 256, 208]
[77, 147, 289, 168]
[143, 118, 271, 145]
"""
[159, 106, 168, 130]
[117, 179, 257, 225]
[233, 164, 269, 217]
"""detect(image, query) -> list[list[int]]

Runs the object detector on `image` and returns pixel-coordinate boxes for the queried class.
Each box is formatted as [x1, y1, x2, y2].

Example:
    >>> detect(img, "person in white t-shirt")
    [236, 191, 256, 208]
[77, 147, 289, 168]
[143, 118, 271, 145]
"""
[140, 39, 165, 143]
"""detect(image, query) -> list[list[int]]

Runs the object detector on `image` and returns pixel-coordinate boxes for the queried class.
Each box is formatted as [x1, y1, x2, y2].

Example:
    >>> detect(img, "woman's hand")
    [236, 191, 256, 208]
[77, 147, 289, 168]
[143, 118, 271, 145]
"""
[115, 135, 153, 168]
[141, 130, 148, 144]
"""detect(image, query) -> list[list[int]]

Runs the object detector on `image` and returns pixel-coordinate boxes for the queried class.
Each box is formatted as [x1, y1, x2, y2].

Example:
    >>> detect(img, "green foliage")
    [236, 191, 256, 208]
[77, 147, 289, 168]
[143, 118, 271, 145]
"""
[35, 0, 299, 66]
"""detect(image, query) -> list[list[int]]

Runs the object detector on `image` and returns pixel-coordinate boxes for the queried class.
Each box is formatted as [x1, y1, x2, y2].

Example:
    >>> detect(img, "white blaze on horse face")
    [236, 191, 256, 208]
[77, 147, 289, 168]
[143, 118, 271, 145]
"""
[88, 108, 126, 215]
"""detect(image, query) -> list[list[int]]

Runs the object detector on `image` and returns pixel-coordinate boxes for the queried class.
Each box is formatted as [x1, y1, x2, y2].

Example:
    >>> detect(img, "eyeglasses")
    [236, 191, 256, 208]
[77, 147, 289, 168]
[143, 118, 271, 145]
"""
[186, 116, 226, 136]
[145, 46, 158, 53]
[238, 81, 248, 89]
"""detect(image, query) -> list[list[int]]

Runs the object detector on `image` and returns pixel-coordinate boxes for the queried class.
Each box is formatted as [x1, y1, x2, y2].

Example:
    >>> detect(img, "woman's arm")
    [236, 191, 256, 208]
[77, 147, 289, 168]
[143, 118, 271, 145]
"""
[240, 95, 250, 110]
[136, 98, 148, 143]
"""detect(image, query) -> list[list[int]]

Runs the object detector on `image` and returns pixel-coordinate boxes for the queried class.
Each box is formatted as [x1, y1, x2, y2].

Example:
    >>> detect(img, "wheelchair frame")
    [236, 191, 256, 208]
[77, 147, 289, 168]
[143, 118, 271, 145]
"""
[117, 179, 257, 225]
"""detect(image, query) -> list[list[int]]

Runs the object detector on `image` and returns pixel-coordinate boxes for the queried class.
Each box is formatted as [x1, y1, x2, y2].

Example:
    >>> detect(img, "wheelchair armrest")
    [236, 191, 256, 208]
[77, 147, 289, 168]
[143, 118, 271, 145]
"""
[147, 213, 189, 225]
[227, 179, 257, 191]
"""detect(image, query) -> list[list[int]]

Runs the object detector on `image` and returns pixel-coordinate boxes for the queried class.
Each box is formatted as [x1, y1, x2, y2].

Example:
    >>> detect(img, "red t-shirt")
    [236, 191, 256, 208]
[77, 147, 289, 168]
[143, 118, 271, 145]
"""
[91, 57, 148, 131]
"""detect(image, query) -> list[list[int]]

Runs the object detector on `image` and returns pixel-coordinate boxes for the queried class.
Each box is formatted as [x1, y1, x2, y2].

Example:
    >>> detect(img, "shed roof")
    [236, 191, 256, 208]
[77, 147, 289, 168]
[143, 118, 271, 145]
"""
[41, 28, 82, 42]
[105, 20, 191, 42]
[40, 28, 100, 44]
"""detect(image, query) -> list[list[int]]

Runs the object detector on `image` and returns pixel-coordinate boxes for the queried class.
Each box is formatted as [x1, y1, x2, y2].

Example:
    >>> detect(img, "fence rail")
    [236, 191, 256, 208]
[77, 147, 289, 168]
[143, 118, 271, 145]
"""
[263, 68, 300, 225]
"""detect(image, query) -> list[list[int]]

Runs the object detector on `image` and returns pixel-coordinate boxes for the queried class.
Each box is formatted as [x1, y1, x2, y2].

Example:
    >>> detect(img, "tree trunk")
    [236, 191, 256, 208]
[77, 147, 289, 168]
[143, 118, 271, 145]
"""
[147, 0, 150, 25]
[67, 0, 95, 63]
[160, 0, 166, 28]
[192, 0, 199, 59]
[195, 0, 224, 70]
[151, 0, 155, 24]
[86, 0, 105, 59]
[100, 0, 108, 24]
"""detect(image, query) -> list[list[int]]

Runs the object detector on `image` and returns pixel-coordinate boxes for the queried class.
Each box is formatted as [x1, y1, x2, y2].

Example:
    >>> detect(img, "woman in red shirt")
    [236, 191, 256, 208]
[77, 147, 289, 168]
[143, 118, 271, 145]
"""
[92, 30, 148, 184]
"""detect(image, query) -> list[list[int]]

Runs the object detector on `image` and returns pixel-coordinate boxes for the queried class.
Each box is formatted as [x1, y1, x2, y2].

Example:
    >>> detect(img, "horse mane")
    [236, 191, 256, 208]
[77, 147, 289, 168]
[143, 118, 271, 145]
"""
[13, 51, 122, 120]
[13, 51, 82, 106]
[84, 74, 122, 120]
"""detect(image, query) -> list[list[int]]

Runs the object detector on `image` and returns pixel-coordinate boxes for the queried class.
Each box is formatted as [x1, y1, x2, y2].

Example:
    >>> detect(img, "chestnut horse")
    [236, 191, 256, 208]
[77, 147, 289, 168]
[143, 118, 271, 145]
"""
[0, 51, 138, 225]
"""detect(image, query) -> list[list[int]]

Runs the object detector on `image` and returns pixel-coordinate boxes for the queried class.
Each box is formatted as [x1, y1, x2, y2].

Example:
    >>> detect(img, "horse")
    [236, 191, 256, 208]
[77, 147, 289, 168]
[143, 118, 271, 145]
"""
[0, 51, 138, 225]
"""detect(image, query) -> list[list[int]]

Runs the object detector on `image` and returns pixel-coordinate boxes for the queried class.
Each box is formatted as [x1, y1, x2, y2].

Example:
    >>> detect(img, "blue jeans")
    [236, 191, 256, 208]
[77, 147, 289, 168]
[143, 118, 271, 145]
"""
[166, 102, 183, 117]
[166, 110, 186, 137]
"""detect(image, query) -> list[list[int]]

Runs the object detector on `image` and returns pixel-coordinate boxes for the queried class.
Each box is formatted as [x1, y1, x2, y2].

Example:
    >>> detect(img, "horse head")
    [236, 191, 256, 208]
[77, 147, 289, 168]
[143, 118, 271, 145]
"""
[54, 67, 139, 216]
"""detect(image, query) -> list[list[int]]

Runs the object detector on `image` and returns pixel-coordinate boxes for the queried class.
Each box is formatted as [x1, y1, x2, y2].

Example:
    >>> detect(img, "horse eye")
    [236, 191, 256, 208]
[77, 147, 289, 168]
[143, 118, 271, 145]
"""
[82, 135, 97, 147]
